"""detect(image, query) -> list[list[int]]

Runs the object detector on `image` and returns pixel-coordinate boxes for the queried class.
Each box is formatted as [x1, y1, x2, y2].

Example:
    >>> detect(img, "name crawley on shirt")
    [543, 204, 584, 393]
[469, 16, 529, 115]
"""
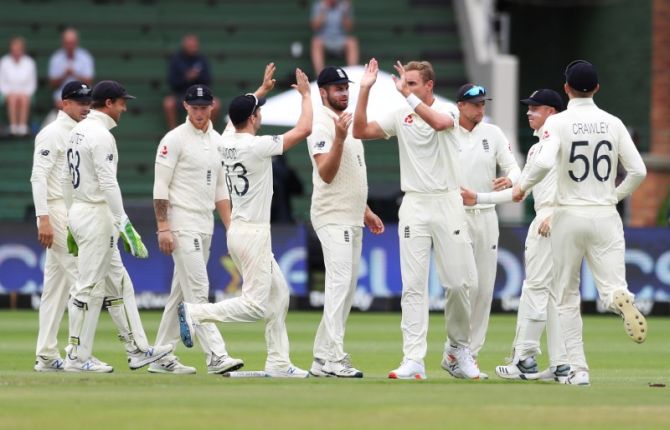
[572, 122, 609, 135]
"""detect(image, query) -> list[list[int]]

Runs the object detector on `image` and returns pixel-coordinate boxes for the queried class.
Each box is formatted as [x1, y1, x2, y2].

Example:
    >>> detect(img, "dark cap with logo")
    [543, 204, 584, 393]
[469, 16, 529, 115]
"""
[61, 81, 92, 102]
[228, 93, 266, 125]
[91, 80, 136, 101]
[184, 84, 214, 106]
[456, 83, 492, 103]
[565, 60, 598, 92]
[520, 89, 565, 112]
[317, 66, 353, 87]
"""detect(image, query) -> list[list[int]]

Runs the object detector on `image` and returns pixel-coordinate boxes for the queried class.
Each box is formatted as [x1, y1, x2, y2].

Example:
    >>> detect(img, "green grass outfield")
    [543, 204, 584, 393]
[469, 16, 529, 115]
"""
[0, 311, 668, 430]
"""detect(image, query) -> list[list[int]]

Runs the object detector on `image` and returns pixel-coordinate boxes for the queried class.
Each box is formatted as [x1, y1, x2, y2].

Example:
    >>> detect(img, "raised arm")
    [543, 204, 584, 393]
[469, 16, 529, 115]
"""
[313, 113, 351, 184]
[254, 62, 276, 99]
[282, 68, 313, 151]
[352, 58, 386, 140]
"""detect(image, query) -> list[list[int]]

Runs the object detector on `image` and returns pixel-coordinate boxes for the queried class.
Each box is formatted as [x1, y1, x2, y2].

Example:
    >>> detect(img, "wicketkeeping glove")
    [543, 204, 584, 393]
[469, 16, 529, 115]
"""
[66, 228, 78, 257]
[117, 216, 148, 259]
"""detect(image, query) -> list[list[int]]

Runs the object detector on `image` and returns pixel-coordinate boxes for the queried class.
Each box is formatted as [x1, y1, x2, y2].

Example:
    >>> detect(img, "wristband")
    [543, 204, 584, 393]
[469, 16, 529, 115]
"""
[406, 93, 421, 110]
[157, 229, 170, 234]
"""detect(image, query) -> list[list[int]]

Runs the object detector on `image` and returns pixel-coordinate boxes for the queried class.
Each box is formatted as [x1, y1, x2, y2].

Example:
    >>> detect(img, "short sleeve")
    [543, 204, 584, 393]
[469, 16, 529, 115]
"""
[375, 110, 398, 139]
[155, 133, 182, 169]
[307, 122, 334, 157]
[251, 134, 284, 158]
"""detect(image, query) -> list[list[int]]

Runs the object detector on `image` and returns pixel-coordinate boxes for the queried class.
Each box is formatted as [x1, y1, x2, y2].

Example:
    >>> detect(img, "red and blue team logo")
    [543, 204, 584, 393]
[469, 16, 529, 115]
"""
[160, 145, 168, 157]
[403, 114, 413, 126]
[542, 130, 550, 139]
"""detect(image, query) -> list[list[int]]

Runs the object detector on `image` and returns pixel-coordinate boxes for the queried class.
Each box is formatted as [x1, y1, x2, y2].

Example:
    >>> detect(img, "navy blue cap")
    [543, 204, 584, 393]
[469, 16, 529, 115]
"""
[92, 80, 135, 101]
[184, 84, 214, 106]
[61, 81, 92, 102]
[565, 60, 598, 92]
[520, 89, 565, 112]
[228, 93, 266, 125]
[317, 66, 353, 87]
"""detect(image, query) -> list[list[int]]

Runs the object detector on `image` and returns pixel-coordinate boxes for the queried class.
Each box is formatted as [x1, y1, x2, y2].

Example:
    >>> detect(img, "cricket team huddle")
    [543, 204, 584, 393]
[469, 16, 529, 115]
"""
[30, 56, 648, 384]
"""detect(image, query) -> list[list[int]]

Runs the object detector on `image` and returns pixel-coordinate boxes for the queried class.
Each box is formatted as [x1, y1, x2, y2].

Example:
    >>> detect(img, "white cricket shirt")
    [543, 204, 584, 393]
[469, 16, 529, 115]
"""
[221, 130, 283, 224]
[521, 98, 646, 206]
[376, 99, 462, 193]
[307, 105, 367, 229]
[458, 122, 520, 209]
[155, 119, 225, 234]
[30, 110, 77, 216]
[66, 110, 119, 205]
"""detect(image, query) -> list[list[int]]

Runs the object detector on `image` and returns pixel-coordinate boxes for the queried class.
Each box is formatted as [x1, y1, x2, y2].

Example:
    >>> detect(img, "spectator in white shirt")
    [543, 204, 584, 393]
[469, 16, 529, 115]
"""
[0, 36, 37, 136]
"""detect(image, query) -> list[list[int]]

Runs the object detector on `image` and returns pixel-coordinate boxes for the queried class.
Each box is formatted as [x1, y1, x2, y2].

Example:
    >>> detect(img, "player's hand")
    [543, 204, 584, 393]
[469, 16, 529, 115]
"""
[158, 230, 176, 255]
[392, 60, 410, 96]
[364, 208, 385, 235]
[37, 216, 54, 248]
[292, 68, 311, 97]
[334, 112, 352, 140]
[117, 216, 149, 259]
[66, 227, 78, 257]
[538, 216, 552, 237]
[512, 184, 525, 202]
[255, 62, 276, 97]
[460, 187, 477, 206]
[492, 177, 512, 191]
[360, 58, 379, 89]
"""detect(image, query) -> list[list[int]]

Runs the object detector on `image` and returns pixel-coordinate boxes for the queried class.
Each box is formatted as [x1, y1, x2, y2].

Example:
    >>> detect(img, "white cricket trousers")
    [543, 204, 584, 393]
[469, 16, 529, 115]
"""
[398, 191, 477, 363]
[188, 220, 291, 369]
[512, 208, 567, 366]
[155, 231, 229, 364]
[312, 224, 362, 363]
[551, 205, 633, 371]
[67, 202, 150, 361]
[462, 207, 499, 356]
[35, 199, 77, 359]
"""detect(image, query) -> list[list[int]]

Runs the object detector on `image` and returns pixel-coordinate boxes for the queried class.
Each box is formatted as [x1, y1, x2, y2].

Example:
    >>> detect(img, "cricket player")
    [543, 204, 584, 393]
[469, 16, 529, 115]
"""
[353, 59, 480, 380]
[512, 60, 648, 385]
[30, 81, 91, 372]
[178, 67, 313, 378]
[64, 80, 172, 372]
[447, 83, 520, 376]
[150, 83, 243, 374]
[306, 66, 384, 378]
[461, 89, 570, 381]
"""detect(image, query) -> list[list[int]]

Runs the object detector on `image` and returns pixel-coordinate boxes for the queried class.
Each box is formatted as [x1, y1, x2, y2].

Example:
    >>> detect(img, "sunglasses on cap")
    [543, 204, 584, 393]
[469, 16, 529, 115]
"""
[63, 87, 92, 99]
[463, 85, 487, 98]
[245, 93, 261, 114]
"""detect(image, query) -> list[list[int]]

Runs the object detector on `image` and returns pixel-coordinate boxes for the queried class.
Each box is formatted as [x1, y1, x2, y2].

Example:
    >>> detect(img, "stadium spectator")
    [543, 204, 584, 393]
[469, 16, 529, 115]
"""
[163, 34, 220, 130]
[310, 0, 359, 75]
[0, 36, 37, 136]
[48, 27, 94, 108]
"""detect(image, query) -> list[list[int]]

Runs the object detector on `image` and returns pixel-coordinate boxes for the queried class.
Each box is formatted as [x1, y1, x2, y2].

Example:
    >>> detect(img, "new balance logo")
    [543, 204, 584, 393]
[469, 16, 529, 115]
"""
[194, 238, 200, 251]
[492, 245, 497, 250]
[344, 230, 350, 243]
[482, 139, 489, 152]
[453, 230, 460, 235]
[206, 169, 212, 185]
[404, 226, 410, 239]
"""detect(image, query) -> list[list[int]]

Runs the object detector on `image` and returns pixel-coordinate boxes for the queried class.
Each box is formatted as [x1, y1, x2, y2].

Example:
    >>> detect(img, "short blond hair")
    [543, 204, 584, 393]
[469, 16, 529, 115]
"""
[404, 61, 435, 84]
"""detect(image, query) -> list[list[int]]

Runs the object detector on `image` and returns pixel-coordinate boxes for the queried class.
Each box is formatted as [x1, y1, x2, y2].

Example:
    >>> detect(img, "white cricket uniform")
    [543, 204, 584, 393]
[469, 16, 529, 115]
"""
[477, 125, 567, 367]
[30, 110, 79, 360]
[520, 98, 646, 371]
[153, 119, 230, 364]
[376, 99, 477, 363]
[187, 130, 292, 369]
[307, 105, 368, 363]
[65, 110, 151, 362]
[457, 122, 520, 356]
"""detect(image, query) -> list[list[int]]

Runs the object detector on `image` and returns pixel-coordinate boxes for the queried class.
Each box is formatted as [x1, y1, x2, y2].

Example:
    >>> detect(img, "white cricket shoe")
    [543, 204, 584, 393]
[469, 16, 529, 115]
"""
[613, 290, 647, 343]
[495, 357, 539, 380]
[323, 355, 363, 378]
[128, 344, 173, 370]
[388, 359, 426, 380]
[34, 356, 64, 372]
[265, 364, 310, 378]
[535, 364, 571, 383]
[148, 355, 196, 374]
[442, 346, 480, 380]
[178, 302, 196, 348]
[309, 358, 331, 377]
[64, 357, 114, 373]
[207, 355, 244, 375]
[563, 370, 590, 386]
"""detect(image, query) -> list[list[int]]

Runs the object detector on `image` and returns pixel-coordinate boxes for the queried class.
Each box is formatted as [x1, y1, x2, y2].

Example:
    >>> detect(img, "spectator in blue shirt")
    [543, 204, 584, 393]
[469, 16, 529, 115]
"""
[163, 34, 220, 129]
[48, 28, 94, 108]
[310, 0, 359, 75]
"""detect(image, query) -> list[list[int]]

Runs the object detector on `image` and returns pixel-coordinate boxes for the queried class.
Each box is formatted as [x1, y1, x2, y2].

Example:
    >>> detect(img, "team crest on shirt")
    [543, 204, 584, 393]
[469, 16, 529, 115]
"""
[160, 145, 168, 157]
[482, 139, 490, 152]
[403, 114, 414, 126]
[542, 130, 550, 139]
